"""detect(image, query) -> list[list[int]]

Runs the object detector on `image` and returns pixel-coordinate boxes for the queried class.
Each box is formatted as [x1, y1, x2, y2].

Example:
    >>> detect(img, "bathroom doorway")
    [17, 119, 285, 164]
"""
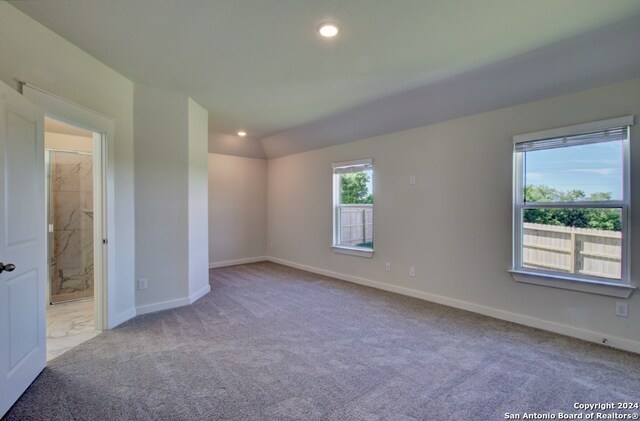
[45, 117, 100, 360]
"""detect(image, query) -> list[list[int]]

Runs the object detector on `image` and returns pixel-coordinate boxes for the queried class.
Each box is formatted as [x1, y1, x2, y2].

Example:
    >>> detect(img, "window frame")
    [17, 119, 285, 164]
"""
[511, 116, 636, 298]
[332, 158, 374, 258]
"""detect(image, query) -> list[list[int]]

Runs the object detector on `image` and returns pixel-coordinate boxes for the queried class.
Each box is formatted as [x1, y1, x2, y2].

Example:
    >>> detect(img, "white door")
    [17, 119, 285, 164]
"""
[0, 80, 46, 417]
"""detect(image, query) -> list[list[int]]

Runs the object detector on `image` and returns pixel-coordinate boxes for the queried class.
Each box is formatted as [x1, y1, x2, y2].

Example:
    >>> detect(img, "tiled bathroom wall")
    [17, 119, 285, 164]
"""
[49, 151, 94, 303]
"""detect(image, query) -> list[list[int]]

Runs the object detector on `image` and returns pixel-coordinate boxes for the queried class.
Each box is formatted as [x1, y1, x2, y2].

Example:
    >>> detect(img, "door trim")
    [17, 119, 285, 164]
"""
[22, 84, 116, 331]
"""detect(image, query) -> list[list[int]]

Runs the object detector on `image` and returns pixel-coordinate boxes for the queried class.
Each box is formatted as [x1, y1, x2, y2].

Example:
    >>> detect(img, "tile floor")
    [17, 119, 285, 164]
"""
[46, 299, 99, 361]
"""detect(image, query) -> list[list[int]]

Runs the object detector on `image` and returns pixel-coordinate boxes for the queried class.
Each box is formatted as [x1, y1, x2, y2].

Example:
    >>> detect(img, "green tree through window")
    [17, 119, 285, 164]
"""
[340, 172, 373, 204]
[524, 185, 620, 231]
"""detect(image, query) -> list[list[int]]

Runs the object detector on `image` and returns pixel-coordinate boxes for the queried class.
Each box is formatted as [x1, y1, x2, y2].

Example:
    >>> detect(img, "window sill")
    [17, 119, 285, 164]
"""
[509, 269, 636, 298]
[332, 246, 374, 258]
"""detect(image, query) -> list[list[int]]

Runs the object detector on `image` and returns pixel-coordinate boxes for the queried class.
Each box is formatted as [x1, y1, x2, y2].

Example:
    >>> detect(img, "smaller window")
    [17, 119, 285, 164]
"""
[332, 159, 374, 257]
[512, 116, 634, 295]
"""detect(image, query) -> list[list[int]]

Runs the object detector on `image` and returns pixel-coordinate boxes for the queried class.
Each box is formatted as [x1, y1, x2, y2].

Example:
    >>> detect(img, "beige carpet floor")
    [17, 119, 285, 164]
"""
[4, 262, 640, 420]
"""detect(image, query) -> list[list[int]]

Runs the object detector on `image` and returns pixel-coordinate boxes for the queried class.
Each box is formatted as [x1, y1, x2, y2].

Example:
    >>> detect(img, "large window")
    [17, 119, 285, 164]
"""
[512, 116, 633, 294]
[332, 159, 374, 257]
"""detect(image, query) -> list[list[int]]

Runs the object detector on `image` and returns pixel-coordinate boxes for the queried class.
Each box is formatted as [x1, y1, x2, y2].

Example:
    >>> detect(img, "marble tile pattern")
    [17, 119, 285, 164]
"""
[49, 151, 94, 303]
[46, 299, 98, 361]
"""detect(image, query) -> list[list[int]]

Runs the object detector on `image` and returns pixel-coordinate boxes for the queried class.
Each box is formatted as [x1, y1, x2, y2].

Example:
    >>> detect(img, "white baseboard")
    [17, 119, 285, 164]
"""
[209, 256, 267, 269]
[136, 296, 191, 315]
[136, 284, 212, 316]
[109, 307, 137, 329]
[189, 284, 210, 304]
[267, 256, 640, 354]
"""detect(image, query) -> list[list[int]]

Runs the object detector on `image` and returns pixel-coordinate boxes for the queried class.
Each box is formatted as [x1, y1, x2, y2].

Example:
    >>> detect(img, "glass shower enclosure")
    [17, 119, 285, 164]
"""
[47, 149, 94, 304]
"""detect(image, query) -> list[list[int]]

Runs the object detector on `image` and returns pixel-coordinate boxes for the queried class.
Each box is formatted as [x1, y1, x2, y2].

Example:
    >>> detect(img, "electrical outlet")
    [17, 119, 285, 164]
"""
[409, 175, 416, 185]
[615, 301, 628, 318]
[409, 266, 416, 277]
[138, 278, 148, 290]
[385, 262, 391, 272]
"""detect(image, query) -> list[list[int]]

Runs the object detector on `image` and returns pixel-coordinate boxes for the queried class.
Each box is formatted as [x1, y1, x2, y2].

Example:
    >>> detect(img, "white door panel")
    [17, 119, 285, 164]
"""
[5, 110, 39, 245]
[0, 81, 46, 418]
[7, 270, 39, 368]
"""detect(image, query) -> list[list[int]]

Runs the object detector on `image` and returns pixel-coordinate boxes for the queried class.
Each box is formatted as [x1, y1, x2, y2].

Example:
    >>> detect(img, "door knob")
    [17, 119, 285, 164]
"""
[0, 262, 16, 273]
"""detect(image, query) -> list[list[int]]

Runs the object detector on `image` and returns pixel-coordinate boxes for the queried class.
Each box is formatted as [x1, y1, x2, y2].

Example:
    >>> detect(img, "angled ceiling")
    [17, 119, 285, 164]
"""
[9, 0, 640, 158]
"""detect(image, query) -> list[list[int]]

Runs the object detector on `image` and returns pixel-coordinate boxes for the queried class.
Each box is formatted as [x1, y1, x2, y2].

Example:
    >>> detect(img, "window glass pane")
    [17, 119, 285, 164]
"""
[523, 140, 623, 202]
[337, 169, 373, 249]
[339, 170, 373, 204]
[522, 208, 621, 280]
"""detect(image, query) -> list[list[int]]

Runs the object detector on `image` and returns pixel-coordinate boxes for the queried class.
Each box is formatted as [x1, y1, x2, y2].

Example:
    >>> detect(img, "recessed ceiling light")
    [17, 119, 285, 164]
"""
[237, 131, 247, 137]
[318, 22, 339, 38]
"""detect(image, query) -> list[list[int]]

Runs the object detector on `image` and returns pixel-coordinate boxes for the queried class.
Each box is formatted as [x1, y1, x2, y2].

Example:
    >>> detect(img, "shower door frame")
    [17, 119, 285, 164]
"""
[45, 148, 96, 305]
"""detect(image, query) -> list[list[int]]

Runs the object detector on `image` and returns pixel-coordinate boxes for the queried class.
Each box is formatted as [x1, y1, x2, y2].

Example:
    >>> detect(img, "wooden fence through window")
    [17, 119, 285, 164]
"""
[339, 205, 373, 246]
[523, 223, 621, 279]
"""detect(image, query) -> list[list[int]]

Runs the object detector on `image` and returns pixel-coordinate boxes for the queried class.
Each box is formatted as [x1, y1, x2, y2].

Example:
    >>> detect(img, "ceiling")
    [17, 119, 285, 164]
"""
[9, 0, 640, 157]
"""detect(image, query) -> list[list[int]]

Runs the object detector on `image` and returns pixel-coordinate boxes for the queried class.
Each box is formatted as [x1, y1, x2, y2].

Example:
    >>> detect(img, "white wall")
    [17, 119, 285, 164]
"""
[134, 86, 210, 312]
[45, 132, 93, 152]
[209, 154, 267, 267]
[134, 85, 189, 310]
[267, 77, 640, 352]
[187, 99, 210, 297]
[0, 2, 136, 326]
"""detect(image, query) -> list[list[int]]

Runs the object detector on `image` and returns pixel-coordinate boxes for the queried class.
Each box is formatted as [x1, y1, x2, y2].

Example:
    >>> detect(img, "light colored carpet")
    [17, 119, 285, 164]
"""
[5, 262, 640, 420]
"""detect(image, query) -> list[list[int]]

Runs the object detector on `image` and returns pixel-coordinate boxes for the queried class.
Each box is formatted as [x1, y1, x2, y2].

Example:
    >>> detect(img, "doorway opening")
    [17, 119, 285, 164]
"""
[44, 117, 100, 361]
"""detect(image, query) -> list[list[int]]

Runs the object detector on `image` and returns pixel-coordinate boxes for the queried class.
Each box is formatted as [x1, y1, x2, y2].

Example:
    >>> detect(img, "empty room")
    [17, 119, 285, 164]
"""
[1, 1, 640, 420]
